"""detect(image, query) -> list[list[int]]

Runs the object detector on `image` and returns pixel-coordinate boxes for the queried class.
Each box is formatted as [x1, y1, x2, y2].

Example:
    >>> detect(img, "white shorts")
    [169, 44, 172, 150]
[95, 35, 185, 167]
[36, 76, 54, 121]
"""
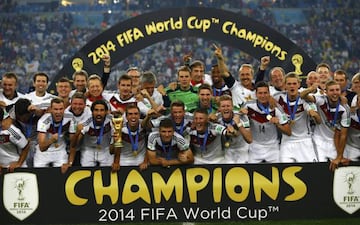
[248, 142, 279, 163]
[224, 145, 249, 164]
[120, 151, 146, 166]
[81, 148, 114, 167]
[280, 138, 318, 163]
[33, 145, 68, 167]
[194, 156, 224, 165]
[0, 149, 27, 168]
[313, 136, 336, 162]
[344, 144, 360, 161]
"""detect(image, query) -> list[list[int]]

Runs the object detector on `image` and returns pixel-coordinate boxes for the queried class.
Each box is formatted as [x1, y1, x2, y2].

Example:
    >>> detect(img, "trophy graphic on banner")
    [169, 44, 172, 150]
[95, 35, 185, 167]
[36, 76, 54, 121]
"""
[112, 113, 124, 148]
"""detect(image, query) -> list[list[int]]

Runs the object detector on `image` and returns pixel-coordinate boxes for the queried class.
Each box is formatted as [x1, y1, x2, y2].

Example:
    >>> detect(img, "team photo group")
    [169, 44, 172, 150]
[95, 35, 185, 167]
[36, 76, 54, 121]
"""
[0, 44, 359, 174]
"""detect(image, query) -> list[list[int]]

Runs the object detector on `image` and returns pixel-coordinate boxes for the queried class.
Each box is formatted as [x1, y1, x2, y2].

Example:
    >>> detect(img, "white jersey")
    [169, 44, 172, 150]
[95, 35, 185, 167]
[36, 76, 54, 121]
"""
[217, 113, 250, 150]
[212, 84, 231, 97]
[64, 105, 92, 125]
[37, 112, 76, 152]
[189, 122, 226, 164]
[137, 88, 164, 114]
[347, 110, 360, 149]
[299, 87, 323, 96]
[104, 93, 138, 112]
[24, 91, 56, 110]
[244, 100, 288, 145]
[269, 86, 283, 96]
[228, 81, 255, 109]
[64, 105, 92, 151]
[274, 92, 316, 141]
[0, 124, 28, 166]
[151, 113, 193, 140]
[147, 131, 189, 160]
[120, 122, 146, 166]
[0, 91, 24, 115]
[80, 115, 114, 151]
[313, 95, 350, 141]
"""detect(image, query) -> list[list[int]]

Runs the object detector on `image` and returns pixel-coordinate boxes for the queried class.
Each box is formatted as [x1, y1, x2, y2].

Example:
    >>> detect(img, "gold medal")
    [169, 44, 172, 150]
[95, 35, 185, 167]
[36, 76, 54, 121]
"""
[97, 145, 102, 150]
[289, 120, 295, 126]
[266, 115, 272, 121]
[224, 142, 230, 148]
[133, 150, 138, 156]
[54, 143, 59, 148]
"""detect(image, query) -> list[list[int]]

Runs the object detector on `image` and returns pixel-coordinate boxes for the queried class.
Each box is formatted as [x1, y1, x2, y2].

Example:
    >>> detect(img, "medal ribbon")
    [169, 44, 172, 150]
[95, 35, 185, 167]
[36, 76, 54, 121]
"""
[93, 120, 105, 146]
[222, 117, 234, 142]
[25, 115, 34, 138]
[161, 141, 172, 160]
[258, 102, 270, 116]
[173, 118, 185, 135]
[330, 100, 340, 127]
[286, 94, 300, 121]
[52, 118, 63, 143]
[197, 128, 209, 154]
[127, 124, 139, 153]
[213, 84, 225, 96]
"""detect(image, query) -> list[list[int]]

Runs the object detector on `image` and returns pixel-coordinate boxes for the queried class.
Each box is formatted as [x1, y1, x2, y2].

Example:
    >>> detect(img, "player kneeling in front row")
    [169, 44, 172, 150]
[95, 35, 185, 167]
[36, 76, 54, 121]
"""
[147, 118, 194, 167]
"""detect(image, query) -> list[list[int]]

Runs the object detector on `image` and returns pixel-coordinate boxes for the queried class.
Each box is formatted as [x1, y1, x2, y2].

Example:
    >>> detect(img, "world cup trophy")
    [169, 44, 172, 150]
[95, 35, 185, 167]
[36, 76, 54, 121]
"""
[112, 113, 124, 148]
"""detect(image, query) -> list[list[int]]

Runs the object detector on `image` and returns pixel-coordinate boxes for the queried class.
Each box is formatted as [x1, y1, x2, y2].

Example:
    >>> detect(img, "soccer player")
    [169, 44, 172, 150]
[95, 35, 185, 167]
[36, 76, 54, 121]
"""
[67, 99, 120, 172]
[147, 118, 194, 167]
[0, 107, 29, 172]
[120, 104, 148, 170]
[344, 94, 360, 161]
[274, 73, 320, 162]
[217, 95, 252, 164]
[244, 81, 291, 163]
[165, 66, 199, 112]
[35, 98, 76, 167]
[301, 80, 350, 171]
[0, 72, 24, 115]
[146, 100, 193, 140]
[24, 72, 56, 112]
[189, 108, 235, 164]
[64, 92, 92, 166]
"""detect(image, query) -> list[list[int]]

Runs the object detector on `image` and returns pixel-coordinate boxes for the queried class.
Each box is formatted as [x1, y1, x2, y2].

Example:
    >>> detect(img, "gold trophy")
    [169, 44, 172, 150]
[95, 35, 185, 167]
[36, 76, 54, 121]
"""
[112, 114, 124, 148]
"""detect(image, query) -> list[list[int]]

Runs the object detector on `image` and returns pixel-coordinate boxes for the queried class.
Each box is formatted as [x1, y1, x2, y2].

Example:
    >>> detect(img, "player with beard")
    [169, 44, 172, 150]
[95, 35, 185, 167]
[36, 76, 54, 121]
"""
[65, 99, 120, 172]
[35, 98, 76, 168]
[217, 95, 252, 164]
[147, 118, 194, 167]
[64, 92, 92, 166]
[194, 83, 218, 118]
[119, 104, 148, 170]
[211, 64, 231, 99]
[301, 80, 350, 171]
[146, 100, 193, 141]
[274, 73, 321, 162]
[189, 108, 236, 164]
[243, 81, 291, 163]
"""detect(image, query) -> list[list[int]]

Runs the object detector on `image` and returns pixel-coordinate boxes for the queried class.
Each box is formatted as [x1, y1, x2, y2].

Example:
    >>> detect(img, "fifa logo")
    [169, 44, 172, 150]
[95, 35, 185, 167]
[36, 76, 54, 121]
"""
[333, 166, 360, 214]
[15, 178, 26, 201]
[345, 172, 355, 195]
[3, 173, 39, 221]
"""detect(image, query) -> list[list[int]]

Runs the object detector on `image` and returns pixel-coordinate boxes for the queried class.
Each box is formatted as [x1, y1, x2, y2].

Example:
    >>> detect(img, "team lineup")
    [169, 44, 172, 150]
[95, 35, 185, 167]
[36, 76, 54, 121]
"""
[0, 45, 359, 174]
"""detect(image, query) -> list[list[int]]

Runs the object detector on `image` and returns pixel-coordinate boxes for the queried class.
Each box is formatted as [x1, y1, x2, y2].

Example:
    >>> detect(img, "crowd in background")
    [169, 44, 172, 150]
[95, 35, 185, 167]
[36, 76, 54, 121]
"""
[0, 0, 359, 93]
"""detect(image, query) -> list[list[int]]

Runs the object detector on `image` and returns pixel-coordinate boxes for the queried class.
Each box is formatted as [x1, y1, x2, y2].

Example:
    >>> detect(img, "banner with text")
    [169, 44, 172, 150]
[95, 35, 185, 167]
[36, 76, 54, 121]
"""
[1, 162, 360, 224]
[50, 7, 316, 91]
